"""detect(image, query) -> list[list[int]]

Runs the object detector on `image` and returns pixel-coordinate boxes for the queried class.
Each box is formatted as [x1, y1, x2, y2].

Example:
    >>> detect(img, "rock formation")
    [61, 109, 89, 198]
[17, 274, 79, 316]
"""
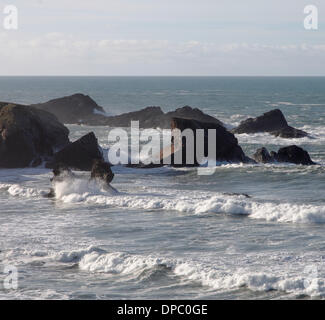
[0, 103, 69, 168]
[32, 93, 106, 124]
[232, 109, 308, 138]
[169, 117, 250, 165]
[275, 145, 315, 165]
[253, 145, 315, 165]
[46, 132, 104, 171]
[253, 147, 275, 163]
[90, 159, 114, 185]
[32, 93, 225, 129]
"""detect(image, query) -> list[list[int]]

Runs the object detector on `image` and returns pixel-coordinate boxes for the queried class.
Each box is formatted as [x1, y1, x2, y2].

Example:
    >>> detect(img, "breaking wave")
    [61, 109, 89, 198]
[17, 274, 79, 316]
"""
[2, 177, 325, 225]
[21, 245, 325, 298]
[51, 179, 325, 224]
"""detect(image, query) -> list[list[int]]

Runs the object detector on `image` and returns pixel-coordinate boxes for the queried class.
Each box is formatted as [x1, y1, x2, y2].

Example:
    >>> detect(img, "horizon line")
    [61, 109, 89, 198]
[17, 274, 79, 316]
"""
[1, 75, 325, 77]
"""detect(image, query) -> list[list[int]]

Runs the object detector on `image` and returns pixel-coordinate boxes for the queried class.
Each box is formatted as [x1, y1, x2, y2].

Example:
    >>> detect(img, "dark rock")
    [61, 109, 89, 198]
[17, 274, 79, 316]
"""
[87, 105, 224, 129]
[271, 126, 308, 139]
[99, 106, 164, 128]
[48, 132, 104, 171]
[44, 188, 55, 198]
[223, 192, 251, 199]
[232, 109, 308, 138]
[273, 145, 315, 165]
[270, 151, 277, 158]
[0, 103, 69, 168]
[90, 159, 114, 184]
[31, 157, 42, 167]
[160, 117, 252, 167]
[32, 94, 224, 129]
[253, 147, 274, 163]
[32, 93, 106, 124]
[126, 163, 164, 169]
[232, 109, 287, 134]
[163, 106, 224, 128]
[253, 145, 315, 165]
[51, 163, 74, 181]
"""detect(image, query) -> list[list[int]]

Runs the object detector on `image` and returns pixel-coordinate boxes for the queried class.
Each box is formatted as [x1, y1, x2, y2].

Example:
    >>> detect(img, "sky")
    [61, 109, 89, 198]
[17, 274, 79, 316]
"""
[0, 0, 325, 76]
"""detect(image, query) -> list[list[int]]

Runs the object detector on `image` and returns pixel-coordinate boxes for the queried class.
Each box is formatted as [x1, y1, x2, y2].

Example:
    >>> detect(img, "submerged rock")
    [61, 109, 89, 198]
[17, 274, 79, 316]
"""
[47, 132, 104, 171]
[223, 192, 251, 199]
[0, 103, 69, 168]
[232, 109, 308, 138]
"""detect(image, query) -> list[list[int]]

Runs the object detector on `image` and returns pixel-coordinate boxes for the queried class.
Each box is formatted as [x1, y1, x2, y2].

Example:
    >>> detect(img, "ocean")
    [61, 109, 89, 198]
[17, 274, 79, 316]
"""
[0, 76, 324, 299]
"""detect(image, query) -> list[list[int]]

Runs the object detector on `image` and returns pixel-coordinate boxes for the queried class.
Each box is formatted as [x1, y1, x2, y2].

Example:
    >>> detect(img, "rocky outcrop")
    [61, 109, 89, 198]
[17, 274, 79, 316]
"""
[32, 93, 224, 129]
[164, 106, 224, 128]
[253, 145, 315, 165]
[51, 163, 75, 181]
[271, 126, 308, 139]
[99, 106, 165, 128]
[100, 105, 224, 129]
[253, 147, 274, 164]
[32, 93, 106, 124]
[0, 103, 69, 168]
[160, 117, 251, 167]
[274, 145, 315, 165]
[98, 105, 224, 129]
[90, 159, 114, 184]
[232, 109, 308, 138]
[47, 132, 104, 171]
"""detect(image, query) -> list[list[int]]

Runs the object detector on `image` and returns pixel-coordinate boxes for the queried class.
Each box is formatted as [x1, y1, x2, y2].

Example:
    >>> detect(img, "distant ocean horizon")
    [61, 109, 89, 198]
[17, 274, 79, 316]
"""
[1, 76, 325, 299]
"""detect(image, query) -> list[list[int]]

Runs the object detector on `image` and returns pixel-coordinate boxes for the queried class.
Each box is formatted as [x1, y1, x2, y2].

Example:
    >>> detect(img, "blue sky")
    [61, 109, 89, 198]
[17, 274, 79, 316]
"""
[1, 0, 325, 75]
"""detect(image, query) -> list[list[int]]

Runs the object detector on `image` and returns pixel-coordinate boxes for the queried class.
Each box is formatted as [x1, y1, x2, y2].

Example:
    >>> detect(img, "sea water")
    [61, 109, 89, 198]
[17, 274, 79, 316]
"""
[0, 76, 324, 299]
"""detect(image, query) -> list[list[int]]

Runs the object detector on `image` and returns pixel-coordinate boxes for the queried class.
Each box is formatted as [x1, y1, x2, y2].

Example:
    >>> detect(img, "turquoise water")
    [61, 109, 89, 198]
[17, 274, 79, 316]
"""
[0, 77, 325, 299]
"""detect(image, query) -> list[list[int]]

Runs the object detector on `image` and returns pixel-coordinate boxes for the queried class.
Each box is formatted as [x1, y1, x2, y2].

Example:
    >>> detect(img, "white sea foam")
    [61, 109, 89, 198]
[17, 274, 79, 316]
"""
[268, 101, 325, 107]
[79, 251, 166, 276]
[0, 183, 11, 190]
[53, 177, 117, 203]
[0, 183, 46, 198]
[236, 127, 325, 147]
[0, 289, 70, 300]
[2, 171, 325, 225]
[42, 246, 325, 297]
[173, 262, 325, 297]
[51, 179, 325, 224]
[4, 243, 325, 298]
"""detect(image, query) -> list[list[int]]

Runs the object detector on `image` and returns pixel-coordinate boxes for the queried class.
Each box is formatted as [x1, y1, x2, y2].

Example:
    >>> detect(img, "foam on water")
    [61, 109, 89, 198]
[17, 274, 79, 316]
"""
[235, 127, 325, 147]
[47, 178, 325, 224]
[2, 174, 325, 225]
[22, 245, 325, 298]
[0, 183, 46, 198]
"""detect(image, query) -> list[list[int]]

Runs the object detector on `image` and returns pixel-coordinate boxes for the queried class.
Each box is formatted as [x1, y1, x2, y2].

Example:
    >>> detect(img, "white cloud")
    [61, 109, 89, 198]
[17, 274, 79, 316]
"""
[1, 0, 325, 75]
[1, 31, 325, 75]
